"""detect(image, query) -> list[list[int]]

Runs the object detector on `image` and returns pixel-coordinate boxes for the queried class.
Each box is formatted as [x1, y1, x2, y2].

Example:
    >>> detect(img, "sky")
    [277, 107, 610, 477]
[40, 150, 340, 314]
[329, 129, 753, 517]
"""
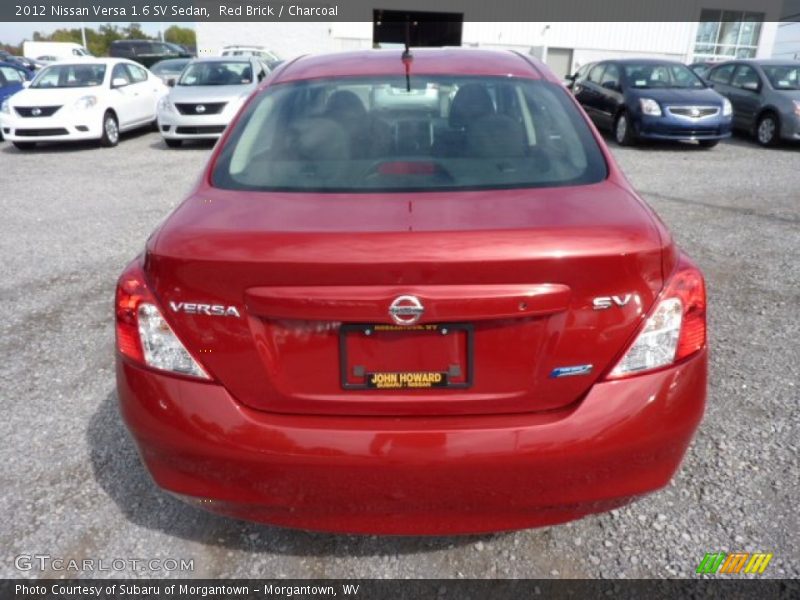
[0, 22, 179, 45]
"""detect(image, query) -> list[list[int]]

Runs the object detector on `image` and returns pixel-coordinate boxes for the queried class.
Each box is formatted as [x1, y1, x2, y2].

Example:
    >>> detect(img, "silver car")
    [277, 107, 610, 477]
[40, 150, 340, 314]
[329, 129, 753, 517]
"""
[157, 56, 269, 147]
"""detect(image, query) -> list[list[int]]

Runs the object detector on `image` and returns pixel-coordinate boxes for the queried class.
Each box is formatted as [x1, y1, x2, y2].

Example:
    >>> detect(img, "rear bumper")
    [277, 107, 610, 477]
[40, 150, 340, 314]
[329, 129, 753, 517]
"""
[779, 114, 800, 141]
[117, 350, 707, 535]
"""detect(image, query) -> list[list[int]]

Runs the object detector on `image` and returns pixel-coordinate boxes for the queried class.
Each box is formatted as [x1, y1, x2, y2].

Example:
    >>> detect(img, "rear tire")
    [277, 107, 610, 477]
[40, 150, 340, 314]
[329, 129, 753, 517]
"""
[100, 111, 119, 147]
[614, 112, 636, 146]
[755, 113, 779, 147]
[698, 140, 719, 148]
[13, 141, 36, 150]
[164, 138, 182, 148]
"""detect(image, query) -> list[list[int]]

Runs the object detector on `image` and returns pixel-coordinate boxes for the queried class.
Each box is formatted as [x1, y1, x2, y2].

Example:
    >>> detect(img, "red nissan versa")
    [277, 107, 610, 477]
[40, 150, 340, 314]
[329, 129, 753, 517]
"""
[115, 49, 707, 535]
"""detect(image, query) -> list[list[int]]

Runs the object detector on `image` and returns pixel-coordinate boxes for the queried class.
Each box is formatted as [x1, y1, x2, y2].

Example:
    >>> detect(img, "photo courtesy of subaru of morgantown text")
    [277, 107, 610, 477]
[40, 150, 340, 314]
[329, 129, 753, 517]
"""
[115, 48, 707, 535]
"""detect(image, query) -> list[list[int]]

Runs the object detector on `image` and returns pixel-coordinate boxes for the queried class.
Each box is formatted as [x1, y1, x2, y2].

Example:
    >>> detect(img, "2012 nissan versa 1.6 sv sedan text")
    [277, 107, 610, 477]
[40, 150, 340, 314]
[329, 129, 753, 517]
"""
[116, 49, 707, 535]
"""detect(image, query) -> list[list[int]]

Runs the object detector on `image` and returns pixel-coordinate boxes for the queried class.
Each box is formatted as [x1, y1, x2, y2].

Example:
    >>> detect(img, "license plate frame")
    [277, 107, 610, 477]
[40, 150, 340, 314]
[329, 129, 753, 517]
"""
[339, 322, 474, 391]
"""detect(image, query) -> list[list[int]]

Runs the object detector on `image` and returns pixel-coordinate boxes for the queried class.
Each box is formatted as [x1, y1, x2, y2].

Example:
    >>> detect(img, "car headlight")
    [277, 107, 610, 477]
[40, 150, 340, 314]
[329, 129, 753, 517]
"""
[74, 95, 97, 110]
[639, 98, 662, 117]
[1, 99, 9, 114]
[722, 97, 733, 117]
[793, 100, 800, 118]
[158, 97, 175, 113]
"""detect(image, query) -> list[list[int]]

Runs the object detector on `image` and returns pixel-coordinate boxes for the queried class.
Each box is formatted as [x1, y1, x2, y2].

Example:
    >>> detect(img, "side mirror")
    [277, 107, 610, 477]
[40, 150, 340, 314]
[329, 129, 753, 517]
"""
[167, 78, 176, 87]
[22, 81, 31, 88]
[111, 77, 128, 88]
[601, 80, 620, 91]
[565, 73, 577, 82]
[742, 81, 760, 92]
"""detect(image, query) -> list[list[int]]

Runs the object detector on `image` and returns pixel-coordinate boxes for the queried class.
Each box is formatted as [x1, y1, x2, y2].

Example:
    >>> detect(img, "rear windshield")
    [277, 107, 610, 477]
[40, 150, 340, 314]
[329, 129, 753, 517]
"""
[762, 65, 800, 90]
[211, 75, 607, 193]
[179, 61, 252, 86]
[623, 64, 705, 89]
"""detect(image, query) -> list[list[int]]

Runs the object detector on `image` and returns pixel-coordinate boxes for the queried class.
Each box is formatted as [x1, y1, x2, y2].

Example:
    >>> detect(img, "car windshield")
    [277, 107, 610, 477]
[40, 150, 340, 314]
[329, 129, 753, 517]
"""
[31, 64, 106, 88]
[179, 61, 252, 86]
[762, 65, 800, 90]
[212, 75, 607, 193]
[624, 64, 705, 89]
[0, 65, 26, 86]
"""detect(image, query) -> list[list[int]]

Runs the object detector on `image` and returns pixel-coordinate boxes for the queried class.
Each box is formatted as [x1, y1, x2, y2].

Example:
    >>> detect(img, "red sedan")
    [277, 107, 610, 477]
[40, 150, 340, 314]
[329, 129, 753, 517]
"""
[116, 49, 707, 535]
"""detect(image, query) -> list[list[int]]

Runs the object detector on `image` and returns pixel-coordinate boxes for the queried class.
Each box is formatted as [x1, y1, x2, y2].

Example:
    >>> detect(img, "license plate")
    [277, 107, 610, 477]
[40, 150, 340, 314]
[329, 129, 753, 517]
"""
[339, 323, 473, 390]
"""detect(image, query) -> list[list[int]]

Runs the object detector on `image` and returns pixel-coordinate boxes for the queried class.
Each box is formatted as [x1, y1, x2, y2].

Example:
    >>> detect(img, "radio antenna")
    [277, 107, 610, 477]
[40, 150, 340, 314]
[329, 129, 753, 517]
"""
[401, 18, 413, 92]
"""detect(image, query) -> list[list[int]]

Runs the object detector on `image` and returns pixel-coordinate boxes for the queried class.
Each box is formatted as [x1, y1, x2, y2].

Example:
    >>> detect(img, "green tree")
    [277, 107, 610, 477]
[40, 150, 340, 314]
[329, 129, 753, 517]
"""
[122, 23, 151, 40]
[164, 25, 196, 49]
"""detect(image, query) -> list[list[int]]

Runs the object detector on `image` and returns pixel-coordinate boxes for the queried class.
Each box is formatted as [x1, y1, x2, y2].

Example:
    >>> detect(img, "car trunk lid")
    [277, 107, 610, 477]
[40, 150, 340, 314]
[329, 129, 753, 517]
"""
[146, 182, 666, 416]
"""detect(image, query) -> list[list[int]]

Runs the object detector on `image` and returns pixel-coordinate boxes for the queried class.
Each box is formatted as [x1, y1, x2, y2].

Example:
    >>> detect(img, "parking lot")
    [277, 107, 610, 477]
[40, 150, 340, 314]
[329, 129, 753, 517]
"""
[1, 131, 798, 579]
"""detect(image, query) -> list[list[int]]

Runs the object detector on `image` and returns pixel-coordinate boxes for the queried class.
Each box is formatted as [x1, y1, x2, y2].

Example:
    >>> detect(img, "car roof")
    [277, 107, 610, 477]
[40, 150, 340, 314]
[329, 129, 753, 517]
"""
[46, 57, 141, 67]
[713, 59, 799, 66]
[609, 58, 688, 66]
[0, 61, 26, 70]
[272, 48, 548, 84]
[190, 56, 253, 63]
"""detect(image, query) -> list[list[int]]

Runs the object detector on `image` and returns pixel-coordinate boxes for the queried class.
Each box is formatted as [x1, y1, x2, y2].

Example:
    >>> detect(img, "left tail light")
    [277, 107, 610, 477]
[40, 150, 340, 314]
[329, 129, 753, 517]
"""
[115, 260, 210, 380]
[605, 260, 706, 379]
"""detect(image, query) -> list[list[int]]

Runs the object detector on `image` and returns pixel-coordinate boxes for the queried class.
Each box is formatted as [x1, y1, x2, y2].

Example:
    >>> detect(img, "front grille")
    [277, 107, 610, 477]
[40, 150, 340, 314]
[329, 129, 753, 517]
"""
[175, 125, 226, 135]
[15, 106, 62, 118]
[667, 106, 719, 119]
[174, 102, 227, 115]
[15, 128, 69, 137]
[662, 127, 719, 137]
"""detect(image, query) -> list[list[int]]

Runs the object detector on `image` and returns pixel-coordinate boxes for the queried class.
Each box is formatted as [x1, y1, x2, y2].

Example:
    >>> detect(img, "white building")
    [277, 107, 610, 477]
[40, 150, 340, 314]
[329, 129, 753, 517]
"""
[197, 4, 783, 79]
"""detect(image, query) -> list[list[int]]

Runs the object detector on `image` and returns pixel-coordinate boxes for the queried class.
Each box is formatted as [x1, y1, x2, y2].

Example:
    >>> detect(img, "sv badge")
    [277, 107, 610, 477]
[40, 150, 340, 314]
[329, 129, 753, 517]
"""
[593, 294, 634, 310]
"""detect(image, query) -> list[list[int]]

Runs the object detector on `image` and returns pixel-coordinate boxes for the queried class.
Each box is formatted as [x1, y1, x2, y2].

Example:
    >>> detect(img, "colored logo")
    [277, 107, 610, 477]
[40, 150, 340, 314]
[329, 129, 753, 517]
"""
[696, 552, 773, 575]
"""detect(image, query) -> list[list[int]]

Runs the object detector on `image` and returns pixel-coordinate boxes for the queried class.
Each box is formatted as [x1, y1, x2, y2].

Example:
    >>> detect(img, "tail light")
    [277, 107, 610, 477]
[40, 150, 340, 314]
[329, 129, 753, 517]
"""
[115, 260, 209, 380]
[606, 260, 706, 379]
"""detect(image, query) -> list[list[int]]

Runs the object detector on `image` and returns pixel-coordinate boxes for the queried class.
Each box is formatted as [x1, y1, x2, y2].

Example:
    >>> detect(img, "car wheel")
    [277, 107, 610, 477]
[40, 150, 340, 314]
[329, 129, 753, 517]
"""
[756, 113, 779, 147]
[614, 112, 636, 146]
[698, 140, 719, 148]
[100, 111, 120, 147]
[165, 139, 182, 148]
[13, 141, 36, 150]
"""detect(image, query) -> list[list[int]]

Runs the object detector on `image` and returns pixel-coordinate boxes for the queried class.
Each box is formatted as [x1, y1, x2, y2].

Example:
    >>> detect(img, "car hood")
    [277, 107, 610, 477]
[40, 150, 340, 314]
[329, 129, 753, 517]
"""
[0, 83, 23, 102]
[6, 86, 102, 106]
[627, 87, 724, 105]
[169, 84, 254, 103]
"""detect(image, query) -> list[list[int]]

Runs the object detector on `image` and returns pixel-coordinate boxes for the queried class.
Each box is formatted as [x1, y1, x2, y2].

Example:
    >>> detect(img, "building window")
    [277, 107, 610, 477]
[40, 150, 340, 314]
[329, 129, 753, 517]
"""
[694, 10, 764, 62]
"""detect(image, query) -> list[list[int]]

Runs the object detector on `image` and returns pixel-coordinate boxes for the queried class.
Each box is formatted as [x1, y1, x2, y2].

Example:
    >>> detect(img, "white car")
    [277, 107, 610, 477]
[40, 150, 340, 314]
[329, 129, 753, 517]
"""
[221, 45, 280, 64]
[157, 56, 268, 147]
[0, 58, 166, 150]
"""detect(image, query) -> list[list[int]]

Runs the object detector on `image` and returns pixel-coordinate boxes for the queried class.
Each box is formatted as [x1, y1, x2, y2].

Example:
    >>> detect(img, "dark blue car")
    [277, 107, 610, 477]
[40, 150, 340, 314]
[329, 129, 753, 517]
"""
[0, 62, 29, 141]
[573, 59, 733, 147]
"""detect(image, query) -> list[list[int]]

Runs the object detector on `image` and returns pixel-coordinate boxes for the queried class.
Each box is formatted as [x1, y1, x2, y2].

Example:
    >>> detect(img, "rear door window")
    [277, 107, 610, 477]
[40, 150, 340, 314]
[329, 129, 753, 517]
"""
[731, 65, 760, 89]
[709, 64, 736, 85]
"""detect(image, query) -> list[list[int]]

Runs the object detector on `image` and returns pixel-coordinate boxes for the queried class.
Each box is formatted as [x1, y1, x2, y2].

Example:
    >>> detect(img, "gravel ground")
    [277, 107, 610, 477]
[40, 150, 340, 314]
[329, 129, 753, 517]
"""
[0, 131, 798, 579]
